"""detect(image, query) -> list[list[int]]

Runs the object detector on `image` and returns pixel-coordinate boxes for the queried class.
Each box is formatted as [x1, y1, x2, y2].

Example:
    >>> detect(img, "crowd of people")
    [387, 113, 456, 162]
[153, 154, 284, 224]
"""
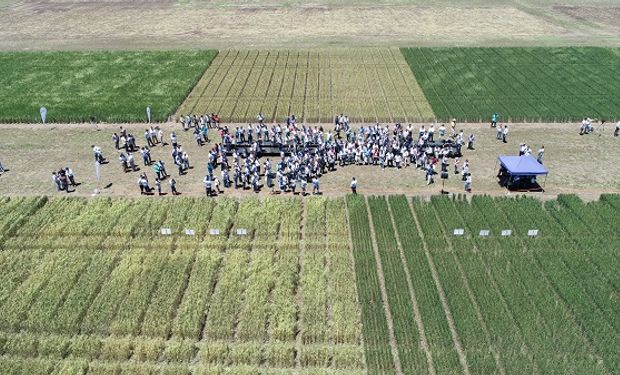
[56, 113, 483, 195]
[518, 143, 545, 164]
[51, 167, 78, 193]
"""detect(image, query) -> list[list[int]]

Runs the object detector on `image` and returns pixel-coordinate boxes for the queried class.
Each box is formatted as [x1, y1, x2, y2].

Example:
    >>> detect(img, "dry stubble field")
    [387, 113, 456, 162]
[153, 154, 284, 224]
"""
[0, 122, 618, 198]
[1, 0, 620, 51]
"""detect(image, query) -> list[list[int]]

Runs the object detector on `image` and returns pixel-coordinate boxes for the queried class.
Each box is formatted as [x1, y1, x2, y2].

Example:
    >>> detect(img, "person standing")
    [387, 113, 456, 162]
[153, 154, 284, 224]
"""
[112, 133, 120, 150]
[496, 125, 503, 140]
[502, 125, 509, 143]
[491, 112, 499, 128]
[312, 177, 320, 195]
[615, 121, 620, 137]
[467, 134, 475, 150]
[464, 174, 472, 193]
[203, 175, 212, 196]
[537, 145, 545, 164]
[155, 178, 162, 195]
[351, 177, 357, 194]
[65, 167, 77, 186]
[52, 172, 61, 191]
[169, 178, 179, 195]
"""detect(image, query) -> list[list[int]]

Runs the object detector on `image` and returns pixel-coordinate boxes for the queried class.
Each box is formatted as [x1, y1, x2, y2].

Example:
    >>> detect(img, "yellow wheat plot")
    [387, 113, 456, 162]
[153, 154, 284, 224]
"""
[177, 48, 435, 123]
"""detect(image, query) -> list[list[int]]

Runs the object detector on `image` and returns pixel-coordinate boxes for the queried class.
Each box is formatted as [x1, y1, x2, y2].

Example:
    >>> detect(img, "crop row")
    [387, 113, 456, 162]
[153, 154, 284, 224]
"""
[402, 47, 620, 122]
[368, 196, 428, 374]
[346, 195, 397, 375]
[177, 48, 435, 123]
[453, 196, 609, 373]
[0, 332, 364, 372]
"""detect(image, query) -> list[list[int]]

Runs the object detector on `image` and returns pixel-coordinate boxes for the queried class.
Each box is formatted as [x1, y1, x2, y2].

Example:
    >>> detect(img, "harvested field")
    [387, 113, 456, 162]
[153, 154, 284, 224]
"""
[0, 50, 217, 123]
[177, 48, 434, 123]
[403, 47, 620, 122]
[2, 1, 613, 51]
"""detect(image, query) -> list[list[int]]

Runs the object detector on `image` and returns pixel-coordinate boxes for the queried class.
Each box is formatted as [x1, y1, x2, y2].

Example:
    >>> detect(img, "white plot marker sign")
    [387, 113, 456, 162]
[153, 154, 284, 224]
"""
[160, 228, 172, 235]
[528, 229, 539, 237]
[501, 230, 512, 237]
[236, 228, 248, 236]
[479, 229, 490, 237]
[185, 229, 196, 236]
[453, 229, 465, 236]
[209, 229, 220, 236]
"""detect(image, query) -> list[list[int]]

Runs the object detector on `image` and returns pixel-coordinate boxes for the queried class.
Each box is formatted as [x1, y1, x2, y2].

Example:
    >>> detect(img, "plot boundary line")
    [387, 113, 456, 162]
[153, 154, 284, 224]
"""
[407, 198, 471, 375]
[365, 196, 403, 375]
[386, 197, 436, 375]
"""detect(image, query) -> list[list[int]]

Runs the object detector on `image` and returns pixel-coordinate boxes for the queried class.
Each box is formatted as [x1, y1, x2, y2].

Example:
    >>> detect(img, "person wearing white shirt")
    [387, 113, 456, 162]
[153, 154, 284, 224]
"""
[615, 121, 620, 137]
[350, 177, 357, 194]
[537, 145, 545, 164]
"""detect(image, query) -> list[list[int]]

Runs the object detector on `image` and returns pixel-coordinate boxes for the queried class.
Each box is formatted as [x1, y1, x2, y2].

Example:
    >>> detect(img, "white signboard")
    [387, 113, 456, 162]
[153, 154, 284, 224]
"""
[236, 228, 248, 236]
[501, 230, 512, 237]
[40, 106, 47, 124]
[479, 229, 490, 237]
[185, 229, 195, 236]
[160, 228, 172, 235]
[527, 229, 539, 237]
[453, 229, 464, 236]
[209, 229, 220, 236]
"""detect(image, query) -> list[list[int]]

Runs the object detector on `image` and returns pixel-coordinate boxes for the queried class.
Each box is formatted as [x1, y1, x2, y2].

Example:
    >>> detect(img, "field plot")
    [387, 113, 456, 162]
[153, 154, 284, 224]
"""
[1, 194, 619, 374]
[177, 48, 435, 123]
[402, 47, 620, 122]
[0, 197, 365, 374]
[0, 51, 217, 123]
[347, 194, 620, 375]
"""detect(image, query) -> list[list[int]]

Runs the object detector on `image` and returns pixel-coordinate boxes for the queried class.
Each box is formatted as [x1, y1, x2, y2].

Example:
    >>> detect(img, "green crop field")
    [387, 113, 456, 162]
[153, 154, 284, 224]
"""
[0, 194, 618, 374]
[348, 193, 620, 375]
[177, 48, 435, 123]
[402, 47, 620, 122]
[0, 51, 217, 123]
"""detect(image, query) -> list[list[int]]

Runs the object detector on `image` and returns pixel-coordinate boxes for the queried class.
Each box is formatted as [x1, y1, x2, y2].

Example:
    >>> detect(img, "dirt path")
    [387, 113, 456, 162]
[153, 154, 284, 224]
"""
[0, 122, 618, 198]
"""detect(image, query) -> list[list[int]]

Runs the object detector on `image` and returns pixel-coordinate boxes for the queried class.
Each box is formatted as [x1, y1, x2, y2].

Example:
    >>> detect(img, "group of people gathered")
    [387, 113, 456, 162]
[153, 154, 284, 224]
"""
[81, 112, 478, 196]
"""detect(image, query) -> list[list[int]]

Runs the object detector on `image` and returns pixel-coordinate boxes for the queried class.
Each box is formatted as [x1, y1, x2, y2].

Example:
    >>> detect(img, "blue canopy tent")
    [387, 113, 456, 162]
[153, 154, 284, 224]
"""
[497, 155, 548, 191]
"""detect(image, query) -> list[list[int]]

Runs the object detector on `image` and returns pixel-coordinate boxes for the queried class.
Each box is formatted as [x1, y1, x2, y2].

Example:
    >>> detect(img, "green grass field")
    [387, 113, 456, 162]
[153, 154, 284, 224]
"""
[0, 194, 618, 374]
[177, 48, 434, 123]
[402, 47, 620, 122]
[0, 51, 217, 123]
